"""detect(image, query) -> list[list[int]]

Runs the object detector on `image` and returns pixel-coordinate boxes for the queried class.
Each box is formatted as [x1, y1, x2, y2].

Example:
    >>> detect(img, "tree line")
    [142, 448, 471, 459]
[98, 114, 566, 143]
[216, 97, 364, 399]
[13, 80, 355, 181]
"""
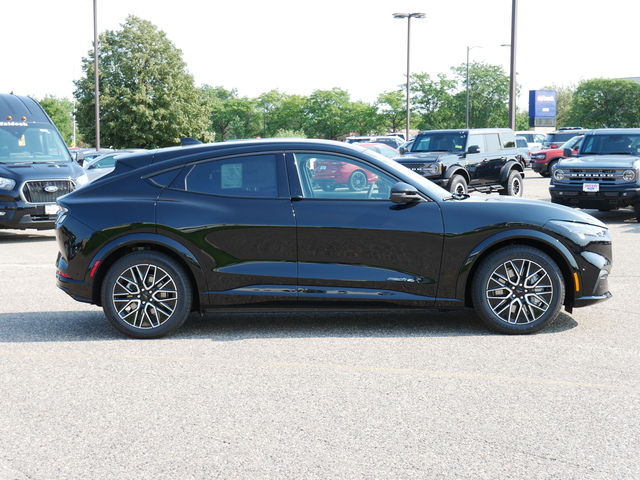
[39, 15, 640, 149]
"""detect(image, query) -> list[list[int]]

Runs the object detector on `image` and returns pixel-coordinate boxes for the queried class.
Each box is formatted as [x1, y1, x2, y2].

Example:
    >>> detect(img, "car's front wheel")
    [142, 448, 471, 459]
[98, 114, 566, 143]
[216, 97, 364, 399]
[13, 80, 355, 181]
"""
[448, 175, 468, 195]
[472, 246, 565, 334]
[101, 251, 193, 339]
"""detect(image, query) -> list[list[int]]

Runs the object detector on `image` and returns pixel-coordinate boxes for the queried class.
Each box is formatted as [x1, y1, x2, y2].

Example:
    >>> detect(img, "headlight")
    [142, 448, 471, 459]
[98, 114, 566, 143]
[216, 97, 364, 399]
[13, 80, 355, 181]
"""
[0, 177, 16, 190]
[553, 169, 565, 181]
[547, 220, 609, 245]
[622, 169, 636, 182]
[425, 163, 441, 175]
[532, 154, 546, 160]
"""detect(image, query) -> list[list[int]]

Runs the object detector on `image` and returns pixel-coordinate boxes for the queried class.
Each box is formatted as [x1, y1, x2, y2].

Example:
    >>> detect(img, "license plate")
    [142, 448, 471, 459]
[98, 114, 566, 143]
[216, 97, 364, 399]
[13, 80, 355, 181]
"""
[583, 183, 599, 192]
[45, 204, 59, 215]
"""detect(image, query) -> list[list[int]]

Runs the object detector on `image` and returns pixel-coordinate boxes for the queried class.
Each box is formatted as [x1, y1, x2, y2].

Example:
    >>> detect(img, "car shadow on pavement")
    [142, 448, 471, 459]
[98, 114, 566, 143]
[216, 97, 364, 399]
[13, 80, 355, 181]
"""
[0, 309, 579, 343]
[0, 231, 55, 243]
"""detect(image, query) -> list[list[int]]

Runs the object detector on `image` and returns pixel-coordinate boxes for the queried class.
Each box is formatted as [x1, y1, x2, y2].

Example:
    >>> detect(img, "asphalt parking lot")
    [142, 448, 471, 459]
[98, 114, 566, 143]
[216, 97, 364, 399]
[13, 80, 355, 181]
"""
[1, 173, 638, 479]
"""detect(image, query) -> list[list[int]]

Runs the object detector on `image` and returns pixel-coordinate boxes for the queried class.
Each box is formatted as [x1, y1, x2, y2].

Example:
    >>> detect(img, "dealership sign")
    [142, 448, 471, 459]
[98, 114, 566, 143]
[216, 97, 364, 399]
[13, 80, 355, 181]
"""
[529, 90, 557, 119]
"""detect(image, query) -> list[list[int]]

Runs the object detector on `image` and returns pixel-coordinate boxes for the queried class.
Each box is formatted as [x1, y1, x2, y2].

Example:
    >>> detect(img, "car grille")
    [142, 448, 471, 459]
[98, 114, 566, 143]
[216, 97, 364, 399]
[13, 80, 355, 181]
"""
[22, 180, 75, 204]
[400, 162, 431, 173]
[563, 168, 629, 184]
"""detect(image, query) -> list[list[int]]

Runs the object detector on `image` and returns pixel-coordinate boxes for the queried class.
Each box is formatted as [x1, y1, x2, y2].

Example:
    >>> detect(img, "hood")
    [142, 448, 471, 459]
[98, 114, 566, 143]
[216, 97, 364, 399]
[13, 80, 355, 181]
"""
[558, 154, 640, 169]
[395, 152, 455, 162]
[441, 194, 607, 229]
[0, 162, 83, 182]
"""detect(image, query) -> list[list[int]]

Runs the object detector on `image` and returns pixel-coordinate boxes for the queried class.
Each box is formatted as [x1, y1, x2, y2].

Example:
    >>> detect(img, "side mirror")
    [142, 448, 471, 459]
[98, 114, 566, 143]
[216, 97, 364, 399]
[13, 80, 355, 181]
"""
[467, 145, 480, 154]
[390, 182, 422, 204]
[399, 146, 406, 155]
[563, 148, 573, 157]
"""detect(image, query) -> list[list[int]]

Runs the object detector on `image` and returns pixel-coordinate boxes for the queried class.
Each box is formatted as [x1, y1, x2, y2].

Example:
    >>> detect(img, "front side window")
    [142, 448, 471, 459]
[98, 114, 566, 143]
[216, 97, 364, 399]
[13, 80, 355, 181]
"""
[293, 152, 396, 200]
[177, 154, 279, 197]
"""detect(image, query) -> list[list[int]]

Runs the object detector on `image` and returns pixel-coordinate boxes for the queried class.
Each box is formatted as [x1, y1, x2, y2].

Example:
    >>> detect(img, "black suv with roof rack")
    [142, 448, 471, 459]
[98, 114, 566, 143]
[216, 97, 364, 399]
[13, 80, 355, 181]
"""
[549, 128, 640, 220]
[394, 128, 525, 196]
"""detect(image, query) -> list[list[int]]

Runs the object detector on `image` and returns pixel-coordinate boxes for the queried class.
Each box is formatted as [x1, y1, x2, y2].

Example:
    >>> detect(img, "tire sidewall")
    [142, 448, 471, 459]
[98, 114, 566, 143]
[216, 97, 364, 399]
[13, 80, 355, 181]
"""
[101, 251, 193, 339]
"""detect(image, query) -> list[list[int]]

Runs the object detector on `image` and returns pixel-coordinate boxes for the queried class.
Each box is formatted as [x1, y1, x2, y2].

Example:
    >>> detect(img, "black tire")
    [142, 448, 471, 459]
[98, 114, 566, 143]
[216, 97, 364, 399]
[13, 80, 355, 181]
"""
[448, 175, 468, 195]
[634, 203, 640, 222]
[500, 170, 523, 196]
[471, 246, 565, 334]
[348, 170, 368, 191]
[101, 251, 193, 339]
[320, 183, 337, 192]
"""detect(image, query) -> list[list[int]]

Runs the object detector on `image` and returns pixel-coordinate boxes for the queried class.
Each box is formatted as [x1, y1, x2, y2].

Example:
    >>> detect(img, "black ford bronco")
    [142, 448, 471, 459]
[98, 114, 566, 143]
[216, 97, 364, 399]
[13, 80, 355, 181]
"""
[395, 128, 525, 196]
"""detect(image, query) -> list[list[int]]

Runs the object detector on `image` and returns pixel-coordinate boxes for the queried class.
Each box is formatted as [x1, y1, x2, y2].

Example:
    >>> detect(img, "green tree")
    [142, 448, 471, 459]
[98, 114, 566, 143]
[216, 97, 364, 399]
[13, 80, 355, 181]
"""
[410, 72, 456, 130]
[38, 95, 76, 146]
[303, 88, 352, 139]
[203, 85, 261, 141]
[451, 62, 511, 128]
[74, 15, 212, 149]
[543, 84, 575, 128]
[568, 78, 640, 128]
[375, 90, 406, 133]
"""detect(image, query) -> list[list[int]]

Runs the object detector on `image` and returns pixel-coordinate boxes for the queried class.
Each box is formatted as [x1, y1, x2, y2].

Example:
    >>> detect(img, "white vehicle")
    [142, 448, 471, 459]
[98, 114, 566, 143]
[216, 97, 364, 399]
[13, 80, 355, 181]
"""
[515, 131, 545, 152]
[83, 149, 146, 182]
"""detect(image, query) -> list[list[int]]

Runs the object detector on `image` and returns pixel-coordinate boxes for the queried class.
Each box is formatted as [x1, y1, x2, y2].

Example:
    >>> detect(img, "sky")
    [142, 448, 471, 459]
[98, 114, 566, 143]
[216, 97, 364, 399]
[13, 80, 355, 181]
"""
[1, 0, 636, 110]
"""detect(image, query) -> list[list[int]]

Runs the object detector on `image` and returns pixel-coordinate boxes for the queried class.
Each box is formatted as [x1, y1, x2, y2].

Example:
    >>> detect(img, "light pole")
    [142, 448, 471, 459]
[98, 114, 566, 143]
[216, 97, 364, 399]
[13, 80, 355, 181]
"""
[393, 12, 425, 141]
[465, 45, 481, 128]
[93, 0, 101, 150]
[506, 0, 518, 130]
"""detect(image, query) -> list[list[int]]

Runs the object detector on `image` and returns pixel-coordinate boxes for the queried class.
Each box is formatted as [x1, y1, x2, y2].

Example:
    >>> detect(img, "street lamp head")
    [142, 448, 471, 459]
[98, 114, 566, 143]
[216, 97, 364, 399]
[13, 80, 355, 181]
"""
[393, 12, 426, 19]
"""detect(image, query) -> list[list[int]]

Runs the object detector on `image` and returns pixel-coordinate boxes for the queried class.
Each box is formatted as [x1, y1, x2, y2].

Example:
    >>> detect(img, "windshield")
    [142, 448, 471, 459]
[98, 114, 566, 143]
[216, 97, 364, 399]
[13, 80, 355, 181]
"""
[563, 135, 583, 150]
[0, 122, 72, 164]
[580, 133, 640, 155]
[410, 132, 467, 153]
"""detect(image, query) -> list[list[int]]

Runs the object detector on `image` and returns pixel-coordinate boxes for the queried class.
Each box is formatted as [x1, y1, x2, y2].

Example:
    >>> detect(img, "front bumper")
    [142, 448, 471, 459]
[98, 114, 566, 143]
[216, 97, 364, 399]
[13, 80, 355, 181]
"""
[0, 202, 60, 230]
[550, 184, 640, 210]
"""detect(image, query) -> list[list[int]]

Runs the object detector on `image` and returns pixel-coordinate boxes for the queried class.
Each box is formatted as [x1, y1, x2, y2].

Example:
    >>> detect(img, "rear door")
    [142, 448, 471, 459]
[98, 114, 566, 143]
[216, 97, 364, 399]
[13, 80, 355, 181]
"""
[155, 152, 298, 306]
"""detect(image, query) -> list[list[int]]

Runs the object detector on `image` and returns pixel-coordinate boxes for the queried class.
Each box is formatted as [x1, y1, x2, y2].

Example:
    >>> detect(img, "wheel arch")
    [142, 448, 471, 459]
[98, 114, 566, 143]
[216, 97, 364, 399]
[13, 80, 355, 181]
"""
[499, 160, 524, 182]
[87, 233, 206, 309]
[443, 166, 470, 185]
[457, 229, 579, 310]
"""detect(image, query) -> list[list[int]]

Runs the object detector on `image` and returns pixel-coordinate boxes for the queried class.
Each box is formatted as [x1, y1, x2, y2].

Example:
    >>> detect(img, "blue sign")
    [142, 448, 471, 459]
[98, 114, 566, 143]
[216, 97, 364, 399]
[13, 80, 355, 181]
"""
[529, 90, 557, 119]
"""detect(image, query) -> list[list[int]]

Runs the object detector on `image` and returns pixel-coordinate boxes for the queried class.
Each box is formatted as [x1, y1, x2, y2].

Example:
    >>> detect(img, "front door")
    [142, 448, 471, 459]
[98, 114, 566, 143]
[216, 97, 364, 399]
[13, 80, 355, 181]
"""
[287, 151, 445, 307]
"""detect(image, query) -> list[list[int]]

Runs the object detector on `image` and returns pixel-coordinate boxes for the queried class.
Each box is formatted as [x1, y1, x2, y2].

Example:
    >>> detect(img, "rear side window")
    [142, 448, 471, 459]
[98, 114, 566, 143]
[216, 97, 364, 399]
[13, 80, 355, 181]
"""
[484, 134, 501, 152]
[175, 154, 279, 198]
[500, 132, 516, 148]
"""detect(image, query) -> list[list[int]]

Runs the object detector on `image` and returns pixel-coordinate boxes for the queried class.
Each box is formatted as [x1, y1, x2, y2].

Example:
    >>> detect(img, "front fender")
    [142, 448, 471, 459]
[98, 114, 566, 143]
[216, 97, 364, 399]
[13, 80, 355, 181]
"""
[451, 228, 580, 304]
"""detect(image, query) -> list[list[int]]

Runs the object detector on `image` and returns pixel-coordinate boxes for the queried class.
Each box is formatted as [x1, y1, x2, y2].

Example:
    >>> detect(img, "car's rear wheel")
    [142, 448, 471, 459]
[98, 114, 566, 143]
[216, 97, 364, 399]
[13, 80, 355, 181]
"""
[448, 175, 468, 195]
[634, 203, 640, 222]
[101, 251, 193, 339]
[472, 246, 565, 334]
[500, 170, 523, 196]
[348, 170, 368, 191]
